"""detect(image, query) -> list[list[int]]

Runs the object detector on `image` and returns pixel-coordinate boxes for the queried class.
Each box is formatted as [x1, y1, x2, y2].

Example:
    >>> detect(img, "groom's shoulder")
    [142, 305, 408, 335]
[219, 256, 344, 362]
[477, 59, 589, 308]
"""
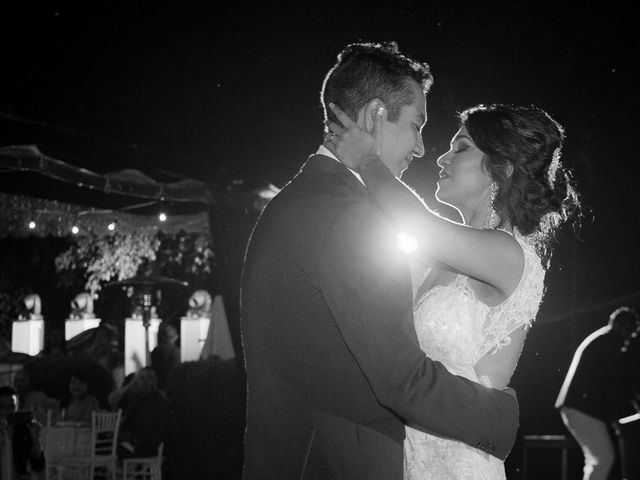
[275, 155, 359, 201]
[269, 174, 378, 229]
[309, 154, 373, 194]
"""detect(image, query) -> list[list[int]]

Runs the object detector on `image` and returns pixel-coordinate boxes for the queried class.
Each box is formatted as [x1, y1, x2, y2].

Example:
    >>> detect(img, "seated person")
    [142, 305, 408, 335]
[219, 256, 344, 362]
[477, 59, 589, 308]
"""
[12, 369, 60, 425]
[108, 368, 169, 458]
[150, 323, 181, 391]
[0, 386, 44, 480]
[61, 373, 100, 423]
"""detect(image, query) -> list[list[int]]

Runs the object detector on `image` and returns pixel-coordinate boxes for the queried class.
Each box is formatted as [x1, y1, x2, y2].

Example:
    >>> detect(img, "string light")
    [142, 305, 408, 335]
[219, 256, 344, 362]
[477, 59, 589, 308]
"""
[71, 226, 80, 235]
[107, 222, 116, 231]
[158, 212, 167, 222]
[1, 192, 209, 237]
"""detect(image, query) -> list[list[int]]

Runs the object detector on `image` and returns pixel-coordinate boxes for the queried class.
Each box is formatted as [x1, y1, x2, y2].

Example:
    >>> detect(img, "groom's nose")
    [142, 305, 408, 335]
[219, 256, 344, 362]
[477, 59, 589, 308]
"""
[413, 134, 425, 158]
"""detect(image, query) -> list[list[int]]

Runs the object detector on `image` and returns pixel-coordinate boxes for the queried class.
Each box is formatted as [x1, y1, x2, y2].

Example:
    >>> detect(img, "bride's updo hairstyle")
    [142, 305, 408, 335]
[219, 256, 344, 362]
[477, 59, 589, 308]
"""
[460, 104, 580, 256]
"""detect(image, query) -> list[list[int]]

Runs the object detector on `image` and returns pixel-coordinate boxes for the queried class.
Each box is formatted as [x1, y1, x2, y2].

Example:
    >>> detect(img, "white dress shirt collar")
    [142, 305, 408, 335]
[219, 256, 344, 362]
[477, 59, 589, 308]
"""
[316, 145, 365, 186]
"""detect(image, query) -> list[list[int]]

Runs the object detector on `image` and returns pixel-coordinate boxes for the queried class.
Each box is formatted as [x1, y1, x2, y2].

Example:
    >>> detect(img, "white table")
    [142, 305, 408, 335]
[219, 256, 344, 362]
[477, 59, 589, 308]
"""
[42, 423, 91, 460]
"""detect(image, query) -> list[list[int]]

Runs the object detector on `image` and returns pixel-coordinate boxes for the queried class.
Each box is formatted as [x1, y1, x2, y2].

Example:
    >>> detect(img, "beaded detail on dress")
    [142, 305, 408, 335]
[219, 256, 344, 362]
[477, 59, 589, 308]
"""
[404, 233, 546, 479]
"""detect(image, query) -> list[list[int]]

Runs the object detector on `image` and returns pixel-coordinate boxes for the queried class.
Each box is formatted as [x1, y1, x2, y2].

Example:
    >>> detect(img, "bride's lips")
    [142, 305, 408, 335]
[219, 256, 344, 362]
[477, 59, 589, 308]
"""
[438, 170, 450, 180]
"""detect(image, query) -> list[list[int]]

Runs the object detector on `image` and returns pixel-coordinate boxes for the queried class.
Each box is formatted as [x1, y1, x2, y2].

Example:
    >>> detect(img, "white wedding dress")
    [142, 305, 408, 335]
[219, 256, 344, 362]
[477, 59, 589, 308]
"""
[404, 233, 546, 479]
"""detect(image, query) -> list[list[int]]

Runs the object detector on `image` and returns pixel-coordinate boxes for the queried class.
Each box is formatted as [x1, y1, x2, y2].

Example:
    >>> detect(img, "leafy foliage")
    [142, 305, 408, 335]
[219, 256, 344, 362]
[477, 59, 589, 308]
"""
[150, 231, 215, 290]
[55, 232, 160, 295]
[54, 230, 215, 297]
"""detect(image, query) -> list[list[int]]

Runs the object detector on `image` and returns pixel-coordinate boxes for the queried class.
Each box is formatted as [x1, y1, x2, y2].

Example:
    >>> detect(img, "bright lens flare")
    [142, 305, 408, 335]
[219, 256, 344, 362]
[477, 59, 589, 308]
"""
[396, 232, 418, 255]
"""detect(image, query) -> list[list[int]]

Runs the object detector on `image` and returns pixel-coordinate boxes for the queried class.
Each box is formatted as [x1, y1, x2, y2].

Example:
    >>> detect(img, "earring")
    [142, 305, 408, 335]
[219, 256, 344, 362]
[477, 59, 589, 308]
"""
[486, 182, 498, 229]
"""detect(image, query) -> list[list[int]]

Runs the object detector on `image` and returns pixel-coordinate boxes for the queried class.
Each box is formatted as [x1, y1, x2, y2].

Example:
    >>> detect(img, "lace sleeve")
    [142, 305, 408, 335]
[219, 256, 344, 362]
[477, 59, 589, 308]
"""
[474, 237, 546, 363]
[475, 325, 527, 389]
[410, 262, 431, 302]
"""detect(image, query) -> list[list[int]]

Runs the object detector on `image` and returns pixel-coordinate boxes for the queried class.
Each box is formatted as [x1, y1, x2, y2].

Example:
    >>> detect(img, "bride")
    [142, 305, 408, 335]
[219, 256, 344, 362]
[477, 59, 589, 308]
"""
[325, 102, 579, 479]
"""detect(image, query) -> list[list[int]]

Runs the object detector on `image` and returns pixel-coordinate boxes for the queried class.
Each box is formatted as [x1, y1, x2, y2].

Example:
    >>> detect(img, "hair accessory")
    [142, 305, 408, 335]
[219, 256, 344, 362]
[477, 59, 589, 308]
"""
[548, 147, 561, 188]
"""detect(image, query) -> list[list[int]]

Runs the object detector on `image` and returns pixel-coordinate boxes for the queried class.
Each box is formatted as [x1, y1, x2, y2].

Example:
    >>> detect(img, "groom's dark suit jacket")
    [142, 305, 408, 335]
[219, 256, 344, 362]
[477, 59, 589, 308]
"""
[241, 154, 519, 479]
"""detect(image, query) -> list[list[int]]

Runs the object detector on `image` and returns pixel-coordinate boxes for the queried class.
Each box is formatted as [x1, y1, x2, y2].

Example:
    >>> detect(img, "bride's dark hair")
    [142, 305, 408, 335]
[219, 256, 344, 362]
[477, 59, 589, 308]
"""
[460, 104, 580, 258]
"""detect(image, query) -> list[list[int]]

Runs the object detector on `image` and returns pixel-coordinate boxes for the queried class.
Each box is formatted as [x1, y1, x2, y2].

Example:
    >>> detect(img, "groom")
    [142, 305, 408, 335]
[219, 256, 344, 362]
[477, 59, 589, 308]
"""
[240, 42, 519, 479]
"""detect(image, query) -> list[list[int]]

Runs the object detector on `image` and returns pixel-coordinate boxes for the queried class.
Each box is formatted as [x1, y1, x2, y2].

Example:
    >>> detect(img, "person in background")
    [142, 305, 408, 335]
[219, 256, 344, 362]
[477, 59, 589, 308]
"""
[150, 323, 181, 391]
[12, 369, 59, 425]
[0, 386, 44, 480]
[556, 306, 640, 480]
[108, 368, 169, 459]
[61, 373, 100, 423]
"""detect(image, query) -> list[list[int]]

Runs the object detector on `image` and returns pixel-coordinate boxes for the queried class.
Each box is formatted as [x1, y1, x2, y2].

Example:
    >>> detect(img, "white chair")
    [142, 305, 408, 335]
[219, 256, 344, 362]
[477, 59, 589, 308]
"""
[122, 443, 164, 480]
[46, 409, 122, 480]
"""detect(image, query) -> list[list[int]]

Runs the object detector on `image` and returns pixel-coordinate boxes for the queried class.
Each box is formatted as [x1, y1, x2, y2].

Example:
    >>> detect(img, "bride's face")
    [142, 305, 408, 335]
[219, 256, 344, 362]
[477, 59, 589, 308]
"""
[435, 126, 493, 214]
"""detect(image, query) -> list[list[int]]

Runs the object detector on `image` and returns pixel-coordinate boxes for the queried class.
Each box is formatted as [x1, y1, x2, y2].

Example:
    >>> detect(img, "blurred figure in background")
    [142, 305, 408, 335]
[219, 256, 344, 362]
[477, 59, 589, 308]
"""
[150, 323, 180, 391]
[0, 386, 44, 480]
[108, 367, 169, 459]
[61, 373, 100, 423]
[12, 369, 59, 425]
[556, 306, 640, 480]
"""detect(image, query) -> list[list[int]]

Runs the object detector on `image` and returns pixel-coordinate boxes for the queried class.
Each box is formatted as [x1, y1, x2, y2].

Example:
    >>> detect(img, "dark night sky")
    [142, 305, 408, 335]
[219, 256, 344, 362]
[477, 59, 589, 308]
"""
[1, 2, 639, 328]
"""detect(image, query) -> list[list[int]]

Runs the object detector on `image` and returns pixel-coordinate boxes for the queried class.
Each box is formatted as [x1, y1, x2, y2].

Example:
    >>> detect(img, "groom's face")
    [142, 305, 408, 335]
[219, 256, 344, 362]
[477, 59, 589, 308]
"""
[379, 79, 427, 178]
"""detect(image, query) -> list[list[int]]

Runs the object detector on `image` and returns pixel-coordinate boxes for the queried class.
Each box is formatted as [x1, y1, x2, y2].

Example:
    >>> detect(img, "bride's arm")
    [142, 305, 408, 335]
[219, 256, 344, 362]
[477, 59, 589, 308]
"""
[359, 154, 523, 295]
[325, 103, 523, 295]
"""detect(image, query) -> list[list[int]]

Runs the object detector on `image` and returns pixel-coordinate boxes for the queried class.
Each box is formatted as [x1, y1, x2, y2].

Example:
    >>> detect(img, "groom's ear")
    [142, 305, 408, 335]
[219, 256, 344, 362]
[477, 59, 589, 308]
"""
[360, 99, 386, 132]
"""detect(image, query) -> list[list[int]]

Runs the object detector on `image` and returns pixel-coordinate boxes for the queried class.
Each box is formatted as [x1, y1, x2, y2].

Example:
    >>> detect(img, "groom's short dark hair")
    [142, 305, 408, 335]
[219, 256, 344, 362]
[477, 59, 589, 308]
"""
[321, 42, 433, 125]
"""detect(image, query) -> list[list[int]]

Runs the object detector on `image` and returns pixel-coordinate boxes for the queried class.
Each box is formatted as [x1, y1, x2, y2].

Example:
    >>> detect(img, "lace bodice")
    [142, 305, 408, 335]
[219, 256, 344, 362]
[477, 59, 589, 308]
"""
[404, 234, 546, 479]
[412, 233, 545, 380]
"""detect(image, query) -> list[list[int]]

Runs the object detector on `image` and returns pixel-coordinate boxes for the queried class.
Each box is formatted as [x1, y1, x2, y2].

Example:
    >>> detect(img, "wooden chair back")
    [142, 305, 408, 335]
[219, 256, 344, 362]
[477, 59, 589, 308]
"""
[91, 410, 122, 458]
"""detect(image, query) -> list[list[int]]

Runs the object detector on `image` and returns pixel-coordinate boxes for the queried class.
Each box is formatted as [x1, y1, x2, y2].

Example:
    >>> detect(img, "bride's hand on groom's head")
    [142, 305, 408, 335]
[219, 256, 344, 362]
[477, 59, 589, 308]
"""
[323, 102, 384, 172]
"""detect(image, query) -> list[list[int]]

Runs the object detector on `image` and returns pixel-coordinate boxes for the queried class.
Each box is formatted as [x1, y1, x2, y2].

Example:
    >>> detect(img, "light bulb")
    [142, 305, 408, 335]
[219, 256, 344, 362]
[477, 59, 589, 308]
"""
[159, 212, 167, 222]
[28, 221, 36, 229]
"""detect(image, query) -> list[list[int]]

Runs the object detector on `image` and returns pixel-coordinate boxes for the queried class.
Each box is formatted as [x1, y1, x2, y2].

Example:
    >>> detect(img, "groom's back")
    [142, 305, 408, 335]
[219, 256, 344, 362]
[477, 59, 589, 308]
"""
[240, 157, 405, 479]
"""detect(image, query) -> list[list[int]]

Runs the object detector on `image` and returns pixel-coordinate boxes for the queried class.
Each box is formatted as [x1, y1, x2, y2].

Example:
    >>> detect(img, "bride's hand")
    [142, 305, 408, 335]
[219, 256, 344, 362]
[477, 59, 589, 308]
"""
[323, 102, 384, 172]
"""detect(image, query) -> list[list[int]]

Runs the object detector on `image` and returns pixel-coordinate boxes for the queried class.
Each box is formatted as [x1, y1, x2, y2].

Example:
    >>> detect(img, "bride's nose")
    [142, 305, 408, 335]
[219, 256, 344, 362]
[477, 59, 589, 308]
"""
[436, 152, 450, 168]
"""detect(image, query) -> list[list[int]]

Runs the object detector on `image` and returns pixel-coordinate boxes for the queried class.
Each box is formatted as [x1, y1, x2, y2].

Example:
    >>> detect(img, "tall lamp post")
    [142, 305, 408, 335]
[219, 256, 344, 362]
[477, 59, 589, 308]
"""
[141, 287, 154, 365]
[106, 276, 189, 366]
